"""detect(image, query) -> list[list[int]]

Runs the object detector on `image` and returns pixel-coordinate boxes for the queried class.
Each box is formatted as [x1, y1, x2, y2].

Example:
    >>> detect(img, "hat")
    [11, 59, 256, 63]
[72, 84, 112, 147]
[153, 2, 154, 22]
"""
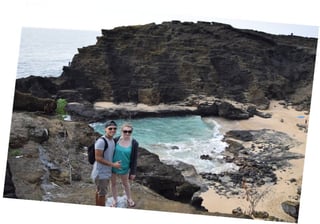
[105, 120, 117, 128]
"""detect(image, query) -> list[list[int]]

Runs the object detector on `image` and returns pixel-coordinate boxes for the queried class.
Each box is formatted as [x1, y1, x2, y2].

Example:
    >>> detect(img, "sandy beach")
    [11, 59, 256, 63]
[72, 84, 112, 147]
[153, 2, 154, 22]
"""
[200, 100, 309, 222]
[94, 100, 308, 222]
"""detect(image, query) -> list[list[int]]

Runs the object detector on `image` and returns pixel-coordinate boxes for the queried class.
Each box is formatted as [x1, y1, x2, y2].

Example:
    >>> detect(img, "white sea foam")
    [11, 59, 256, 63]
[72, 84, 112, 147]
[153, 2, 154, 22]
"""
[92, 116, 237, 174]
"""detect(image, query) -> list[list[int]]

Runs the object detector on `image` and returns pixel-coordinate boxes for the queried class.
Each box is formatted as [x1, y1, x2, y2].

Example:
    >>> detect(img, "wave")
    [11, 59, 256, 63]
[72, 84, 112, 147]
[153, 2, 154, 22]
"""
[91, 116, 238, 174]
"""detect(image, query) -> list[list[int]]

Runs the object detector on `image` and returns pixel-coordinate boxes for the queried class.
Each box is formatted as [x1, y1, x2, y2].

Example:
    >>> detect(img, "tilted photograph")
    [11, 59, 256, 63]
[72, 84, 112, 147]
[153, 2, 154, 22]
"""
[3, 18, 318, 223]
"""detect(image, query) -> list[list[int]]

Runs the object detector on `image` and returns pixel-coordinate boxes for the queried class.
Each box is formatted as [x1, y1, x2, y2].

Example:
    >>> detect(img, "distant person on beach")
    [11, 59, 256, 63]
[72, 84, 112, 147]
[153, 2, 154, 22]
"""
[111, 122, 139, 208]
[91, 120, 121, 206]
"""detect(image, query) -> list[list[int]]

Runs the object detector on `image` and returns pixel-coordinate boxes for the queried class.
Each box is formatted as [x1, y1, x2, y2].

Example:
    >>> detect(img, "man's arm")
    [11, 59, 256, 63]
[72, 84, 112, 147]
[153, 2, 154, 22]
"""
[95, 149, 121, 168]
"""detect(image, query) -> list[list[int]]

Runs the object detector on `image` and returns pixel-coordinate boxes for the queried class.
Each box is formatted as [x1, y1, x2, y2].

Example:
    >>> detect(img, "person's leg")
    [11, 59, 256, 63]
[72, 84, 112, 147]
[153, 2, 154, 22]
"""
[95, 178, 109, 206]
[111, 173, 118, 206]
[97, 195, 106, 206]
[95, 178, 101, 206]
[95, 191, 99, 206]
[120, 174, 135, 207]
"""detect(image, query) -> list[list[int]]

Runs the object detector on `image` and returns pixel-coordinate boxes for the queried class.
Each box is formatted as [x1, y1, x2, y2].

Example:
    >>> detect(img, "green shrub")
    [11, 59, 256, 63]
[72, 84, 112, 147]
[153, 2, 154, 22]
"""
[9, 149, 22, 157]
[56, 98, 68, 117]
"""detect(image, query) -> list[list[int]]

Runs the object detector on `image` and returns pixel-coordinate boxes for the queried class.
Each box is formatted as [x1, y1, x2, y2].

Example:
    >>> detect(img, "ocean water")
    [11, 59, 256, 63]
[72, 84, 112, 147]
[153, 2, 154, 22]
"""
[16, 27, 100, 78]
[17, 27, 237, 175]
[90, 116, 238, 174]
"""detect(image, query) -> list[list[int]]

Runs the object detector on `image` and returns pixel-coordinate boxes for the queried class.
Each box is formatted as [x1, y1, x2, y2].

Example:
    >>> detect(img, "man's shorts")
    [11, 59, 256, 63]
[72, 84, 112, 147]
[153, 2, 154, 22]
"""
[95, 178, 110, 196]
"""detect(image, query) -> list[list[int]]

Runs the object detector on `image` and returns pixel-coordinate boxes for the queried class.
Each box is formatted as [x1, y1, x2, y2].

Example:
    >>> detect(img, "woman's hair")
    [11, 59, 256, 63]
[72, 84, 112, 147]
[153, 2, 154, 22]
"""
[121, 122, 133, 131]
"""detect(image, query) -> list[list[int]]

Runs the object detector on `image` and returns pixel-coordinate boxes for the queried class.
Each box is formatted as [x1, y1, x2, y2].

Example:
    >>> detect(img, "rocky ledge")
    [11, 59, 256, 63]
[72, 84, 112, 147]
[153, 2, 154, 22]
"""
[6, 20, 316, 221]
[5, 108, 304, 221]
[5, 112, 211, 213]
[14, 20, 317, 112]
[13, 90, 272, 123]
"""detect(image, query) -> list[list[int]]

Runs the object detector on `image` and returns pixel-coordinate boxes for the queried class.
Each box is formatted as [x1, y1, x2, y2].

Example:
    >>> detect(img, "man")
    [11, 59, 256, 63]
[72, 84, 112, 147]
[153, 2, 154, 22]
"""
[91, 120, 121, 206]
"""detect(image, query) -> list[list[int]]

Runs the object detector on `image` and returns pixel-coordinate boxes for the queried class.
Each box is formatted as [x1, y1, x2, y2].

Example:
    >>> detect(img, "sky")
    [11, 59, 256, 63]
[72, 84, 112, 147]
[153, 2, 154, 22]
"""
[15, 0, 319, 37]
[0, 1, 319, 224]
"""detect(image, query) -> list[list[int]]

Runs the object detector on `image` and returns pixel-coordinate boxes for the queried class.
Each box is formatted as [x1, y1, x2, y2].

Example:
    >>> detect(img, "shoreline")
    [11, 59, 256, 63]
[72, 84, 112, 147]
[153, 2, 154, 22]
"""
[94, 100, 308, 221]
[200, 100, 308, 222]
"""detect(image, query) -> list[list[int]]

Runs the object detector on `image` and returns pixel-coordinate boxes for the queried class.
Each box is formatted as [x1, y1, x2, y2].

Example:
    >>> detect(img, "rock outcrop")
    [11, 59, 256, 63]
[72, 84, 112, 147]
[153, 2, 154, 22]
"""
[6, 20, 316, 221]
[6, 112, 206, 212]
[13, 90, 57, 115]
[15, 20, 317, 112]
[3, 162, 17, 199]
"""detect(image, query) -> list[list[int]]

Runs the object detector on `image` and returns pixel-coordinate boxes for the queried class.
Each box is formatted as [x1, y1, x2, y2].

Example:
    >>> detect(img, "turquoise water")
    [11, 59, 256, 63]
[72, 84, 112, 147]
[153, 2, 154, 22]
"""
[16, 28, 238, 174]
[90, 115, 238, 174]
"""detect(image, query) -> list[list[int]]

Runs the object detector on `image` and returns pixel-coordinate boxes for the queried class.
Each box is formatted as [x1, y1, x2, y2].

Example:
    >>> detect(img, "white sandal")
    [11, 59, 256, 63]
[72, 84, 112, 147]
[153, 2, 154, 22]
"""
[127, 199, 135, 208]
[111, 200, 118, 207]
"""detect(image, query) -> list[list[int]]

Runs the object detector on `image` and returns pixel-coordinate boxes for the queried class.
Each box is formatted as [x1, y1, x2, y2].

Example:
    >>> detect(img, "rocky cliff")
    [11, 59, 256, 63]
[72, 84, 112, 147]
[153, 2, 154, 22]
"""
[5, 112, 209, 213]
[8, 21, 316, 221]
[15, 20, 317, 111]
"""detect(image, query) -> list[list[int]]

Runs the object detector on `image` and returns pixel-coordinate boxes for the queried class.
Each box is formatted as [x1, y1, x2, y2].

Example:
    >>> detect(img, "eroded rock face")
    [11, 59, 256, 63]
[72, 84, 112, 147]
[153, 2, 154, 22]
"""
[6, 112, 203, 207]
[13, 90, 57, 114]
[136, 147, 201, 203]
[15, 21, 317, 111]
[7, 21, 315, 220]
[5, 112, 303, 220]
[200, 129, 303, 204]
[3, 162, 17, 199]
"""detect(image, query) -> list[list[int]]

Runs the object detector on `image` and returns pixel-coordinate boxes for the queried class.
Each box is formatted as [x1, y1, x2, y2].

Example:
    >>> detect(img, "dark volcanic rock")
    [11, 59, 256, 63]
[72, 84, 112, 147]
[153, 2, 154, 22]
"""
[3, 162, 17, 199]
[15, 76, 58, 98]
[15, 21, 317, 112]
[13, 90, 57, 114]
[136, 147, 201, 203]
[200, 129, 304, 196]
[7, 112, 201, 208]
[281, 201, 299, 219]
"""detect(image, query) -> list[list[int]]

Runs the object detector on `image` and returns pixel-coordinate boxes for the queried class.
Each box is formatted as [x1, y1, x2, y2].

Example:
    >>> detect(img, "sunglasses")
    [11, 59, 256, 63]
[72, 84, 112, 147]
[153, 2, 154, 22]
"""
[107, 127, 117, 130]
[123, 130, 132, 134]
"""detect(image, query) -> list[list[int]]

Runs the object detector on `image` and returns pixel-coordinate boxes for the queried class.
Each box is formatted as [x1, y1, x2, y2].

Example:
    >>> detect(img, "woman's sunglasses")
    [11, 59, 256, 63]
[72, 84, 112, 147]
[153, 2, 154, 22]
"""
[123, 130, 132, 134]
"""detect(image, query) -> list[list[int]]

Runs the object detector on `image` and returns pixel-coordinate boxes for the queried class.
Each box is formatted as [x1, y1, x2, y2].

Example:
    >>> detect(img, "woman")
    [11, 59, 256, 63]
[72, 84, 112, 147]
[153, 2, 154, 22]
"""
[91, 120, 121, 206]
[111, 122, 139, 208]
